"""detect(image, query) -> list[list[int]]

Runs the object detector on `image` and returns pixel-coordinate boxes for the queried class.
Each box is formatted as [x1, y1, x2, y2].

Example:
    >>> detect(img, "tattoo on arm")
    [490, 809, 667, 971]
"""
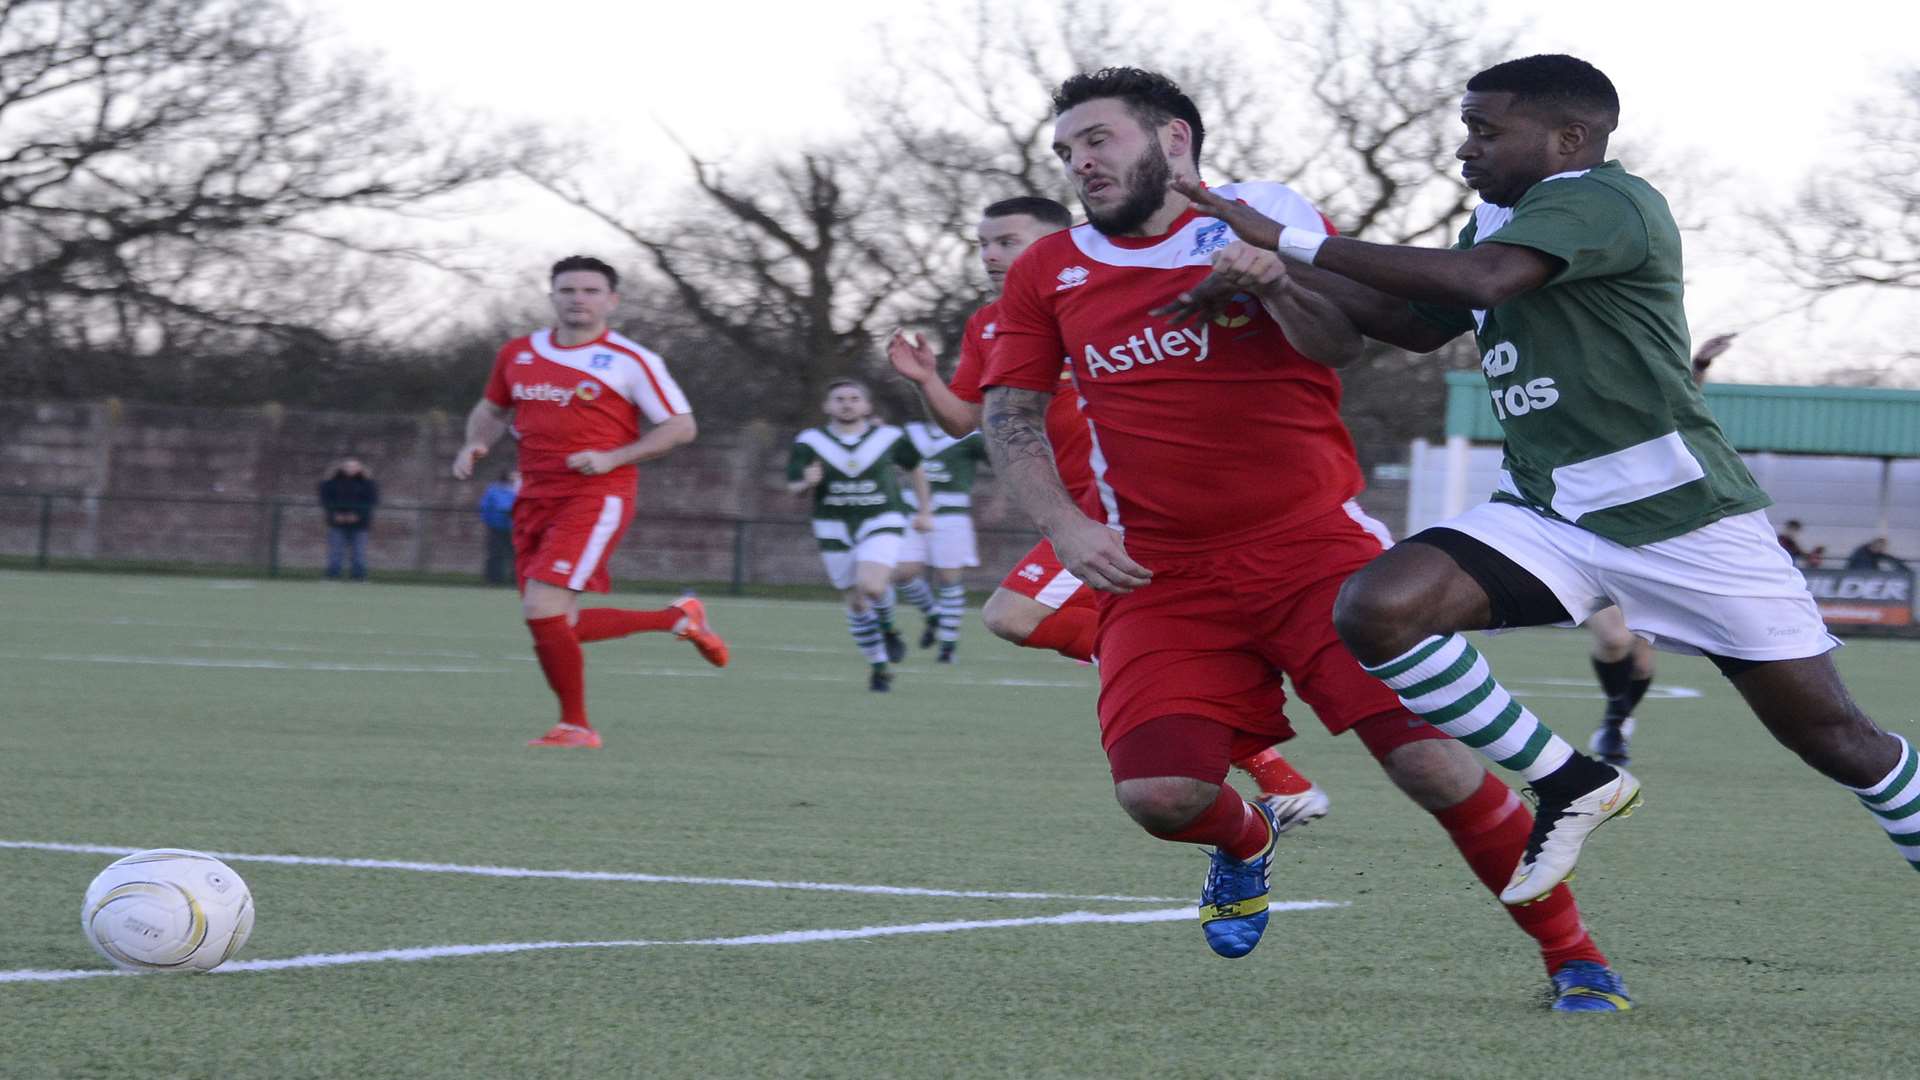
[983, 386, 1079, 534]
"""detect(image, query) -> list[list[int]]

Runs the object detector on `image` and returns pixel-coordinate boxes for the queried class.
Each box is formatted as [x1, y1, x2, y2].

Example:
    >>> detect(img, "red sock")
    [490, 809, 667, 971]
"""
[526, 615, 589, 727]
[1433, 771, 1607, 974]
[1149, 785, 1271, 861]
[1021, 605, 1098, 662]
[1233, 747, 1312, 796]
[574, 607, 680, 642]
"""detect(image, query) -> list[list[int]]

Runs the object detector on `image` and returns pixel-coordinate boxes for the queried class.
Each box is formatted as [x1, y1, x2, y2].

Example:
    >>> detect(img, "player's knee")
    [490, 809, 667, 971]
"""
[1332, 567, 1406, 653]
[1114, 777, 1216, 834]
[981, 592, 1040, 643]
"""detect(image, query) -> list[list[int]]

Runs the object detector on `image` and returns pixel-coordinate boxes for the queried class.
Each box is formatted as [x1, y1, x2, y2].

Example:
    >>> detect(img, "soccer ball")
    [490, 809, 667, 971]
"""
[81, 849, 255, 973]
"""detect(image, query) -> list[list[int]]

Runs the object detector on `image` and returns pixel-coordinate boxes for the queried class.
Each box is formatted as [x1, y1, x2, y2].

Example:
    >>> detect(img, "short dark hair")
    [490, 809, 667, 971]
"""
[982, 196, 1073, 229]
[550, 255, 619, 291]
[824, 378, 869, 397]
[1467, 54, 1619, 131]
[1785, 519, 1804, 529]
[1052, 67, 1205, 169]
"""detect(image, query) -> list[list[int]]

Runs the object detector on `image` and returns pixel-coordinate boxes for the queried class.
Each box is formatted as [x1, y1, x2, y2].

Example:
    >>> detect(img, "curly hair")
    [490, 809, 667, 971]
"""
[1467, 55, 1619, 131]
[1051, 67, 1205, 168]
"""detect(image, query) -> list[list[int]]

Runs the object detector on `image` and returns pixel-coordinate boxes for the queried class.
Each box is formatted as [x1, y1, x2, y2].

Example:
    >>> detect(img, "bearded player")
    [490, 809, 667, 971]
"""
[980, 68, 1627, 1011]
[452, 255, 728, 749]
[889, 196, 1329, 833]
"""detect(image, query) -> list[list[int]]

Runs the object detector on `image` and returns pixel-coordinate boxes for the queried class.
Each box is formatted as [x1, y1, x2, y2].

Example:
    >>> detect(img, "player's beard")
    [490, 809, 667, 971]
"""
[1083, 144, 1172, 236]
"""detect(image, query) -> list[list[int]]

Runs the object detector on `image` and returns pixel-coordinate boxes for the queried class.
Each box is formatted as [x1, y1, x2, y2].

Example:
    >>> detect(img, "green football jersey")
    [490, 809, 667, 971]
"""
[1412, 161, 1769, 546]
[901, 421, 988, 516]
[787, 423, 922, 550]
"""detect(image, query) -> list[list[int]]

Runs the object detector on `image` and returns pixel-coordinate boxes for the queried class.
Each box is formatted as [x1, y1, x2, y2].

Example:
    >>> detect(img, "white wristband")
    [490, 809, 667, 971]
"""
[1276, 226, 1326, 265]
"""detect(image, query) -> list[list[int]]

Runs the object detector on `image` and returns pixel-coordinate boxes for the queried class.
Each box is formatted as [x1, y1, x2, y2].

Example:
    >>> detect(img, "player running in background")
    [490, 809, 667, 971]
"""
[889, 197, 1328, 831]
[787, 379, 930, 692]
[892, 420, 987, 663]
[1171, 53, 1911, 904]
[451, 255, 728, 750]
[1581, 334, 1730, 763]
[983, 68, 1626, 1011]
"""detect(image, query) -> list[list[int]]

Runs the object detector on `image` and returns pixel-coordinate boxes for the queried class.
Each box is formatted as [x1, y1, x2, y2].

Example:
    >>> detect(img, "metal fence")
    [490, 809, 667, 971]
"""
[0, 491, 1047, 593]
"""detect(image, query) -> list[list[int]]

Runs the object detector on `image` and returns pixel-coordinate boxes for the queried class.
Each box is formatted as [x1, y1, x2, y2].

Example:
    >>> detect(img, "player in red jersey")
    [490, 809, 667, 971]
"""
[888, 197, 1328, 832]
[452, 255, 728, 749]
[979, 69, 1625, 1009]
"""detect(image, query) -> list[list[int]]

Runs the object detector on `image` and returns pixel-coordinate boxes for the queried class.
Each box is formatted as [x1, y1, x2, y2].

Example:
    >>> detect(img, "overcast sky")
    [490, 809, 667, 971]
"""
[303, 0, 1919, 383]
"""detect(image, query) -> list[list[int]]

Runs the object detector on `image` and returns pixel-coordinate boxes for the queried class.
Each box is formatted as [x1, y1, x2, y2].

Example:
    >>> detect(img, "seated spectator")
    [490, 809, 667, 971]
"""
[1777, 518, 1808, 565]
[1846, 537, 1911, 573]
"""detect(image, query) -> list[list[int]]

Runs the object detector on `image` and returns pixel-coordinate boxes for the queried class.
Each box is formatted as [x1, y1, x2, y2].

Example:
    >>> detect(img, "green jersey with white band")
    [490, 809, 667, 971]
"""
[1412, 160, 1769, 546]
[901, 421, 987, 517]
[788, 424, 923, 550]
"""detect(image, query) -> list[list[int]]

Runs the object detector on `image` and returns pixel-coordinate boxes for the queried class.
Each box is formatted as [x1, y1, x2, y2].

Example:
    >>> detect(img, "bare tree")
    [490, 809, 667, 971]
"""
[0, 0, 535, 374]
[1771, 69, 1920, 301]
[527, 143, 975, 427]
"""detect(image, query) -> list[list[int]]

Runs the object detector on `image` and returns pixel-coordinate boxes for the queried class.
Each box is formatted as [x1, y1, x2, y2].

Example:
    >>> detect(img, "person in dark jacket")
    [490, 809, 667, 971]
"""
[319, 458, 379, 580]
[479, 468, 520, 585]
[1846, 537, 1911, 573]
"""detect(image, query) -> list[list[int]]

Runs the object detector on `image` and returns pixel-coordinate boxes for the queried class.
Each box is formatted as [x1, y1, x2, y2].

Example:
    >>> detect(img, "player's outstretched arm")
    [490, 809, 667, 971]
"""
[982, 386, 1150, 594]
[1159, 243, 1362, 368]
[1284, 232, 1559, 311]
[452, 400, 511, 479]
[889, 331, 982, 437]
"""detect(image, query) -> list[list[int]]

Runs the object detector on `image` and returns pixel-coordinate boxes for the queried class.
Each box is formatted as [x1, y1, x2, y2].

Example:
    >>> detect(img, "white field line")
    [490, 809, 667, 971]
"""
[0, 904, 1364, 985]
[0, 651, 1094, 688]
[0, 841, 1189, 905]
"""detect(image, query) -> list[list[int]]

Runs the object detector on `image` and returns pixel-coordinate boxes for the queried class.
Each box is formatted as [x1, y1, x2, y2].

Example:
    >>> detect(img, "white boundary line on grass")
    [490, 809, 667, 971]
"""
[4, 904, 1365, 985]
[0, 841, 1190, 904]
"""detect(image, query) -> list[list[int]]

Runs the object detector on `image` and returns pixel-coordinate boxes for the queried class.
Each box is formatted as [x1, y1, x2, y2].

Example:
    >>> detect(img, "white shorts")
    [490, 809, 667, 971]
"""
[896, 515, 979, 570]
[819, 531, 904, 591]
[1438, 503, 1842, 661]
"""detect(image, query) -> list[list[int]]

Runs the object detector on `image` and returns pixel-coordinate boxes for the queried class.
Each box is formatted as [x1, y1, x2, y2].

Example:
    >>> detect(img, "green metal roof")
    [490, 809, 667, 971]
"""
[1443, 371, 1920, 457]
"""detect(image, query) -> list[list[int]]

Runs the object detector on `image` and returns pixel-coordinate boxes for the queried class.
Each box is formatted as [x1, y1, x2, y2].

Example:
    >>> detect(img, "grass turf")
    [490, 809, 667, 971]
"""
[0, 569, 1914, 1079]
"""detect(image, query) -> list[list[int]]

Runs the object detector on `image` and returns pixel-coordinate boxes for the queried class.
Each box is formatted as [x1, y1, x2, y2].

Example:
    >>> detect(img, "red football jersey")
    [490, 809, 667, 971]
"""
[983, 181, 1363, 556]
[484, 328, 691, 499]
[948, 299, 1101, 518]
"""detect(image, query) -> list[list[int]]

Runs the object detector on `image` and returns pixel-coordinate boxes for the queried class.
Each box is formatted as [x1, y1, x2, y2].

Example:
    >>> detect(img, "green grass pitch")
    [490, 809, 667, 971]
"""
[0, 570, 1914, 1078]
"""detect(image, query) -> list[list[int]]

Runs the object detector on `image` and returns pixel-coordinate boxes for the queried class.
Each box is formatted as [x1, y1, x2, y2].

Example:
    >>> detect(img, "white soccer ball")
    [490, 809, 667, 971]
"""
[81, 849, 255, 973]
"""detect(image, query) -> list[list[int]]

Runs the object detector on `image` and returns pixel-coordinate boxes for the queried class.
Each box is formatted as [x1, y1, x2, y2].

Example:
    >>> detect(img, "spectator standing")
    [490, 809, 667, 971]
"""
[319, 458, 379, 580]
[479, 469, 521, 585]
[1847, 538, 1911, 573]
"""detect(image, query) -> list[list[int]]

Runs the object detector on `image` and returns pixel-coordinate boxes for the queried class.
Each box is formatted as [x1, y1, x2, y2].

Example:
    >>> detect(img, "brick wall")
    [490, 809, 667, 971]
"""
[0, 399, 1409, 586]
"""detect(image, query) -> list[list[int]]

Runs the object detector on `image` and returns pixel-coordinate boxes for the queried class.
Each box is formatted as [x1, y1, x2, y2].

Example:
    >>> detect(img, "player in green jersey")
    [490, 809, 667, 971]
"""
[788, 379, 931, 691]
[1159, 56, 1913, 937]
[892, 421, 989, 663]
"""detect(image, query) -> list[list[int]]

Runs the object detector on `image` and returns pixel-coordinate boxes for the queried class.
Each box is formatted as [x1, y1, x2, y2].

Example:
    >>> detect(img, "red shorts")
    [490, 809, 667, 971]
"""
[1094, 502, 1417, 755]
[997, 538, 1094, 610]
[512, 493, 636, 594]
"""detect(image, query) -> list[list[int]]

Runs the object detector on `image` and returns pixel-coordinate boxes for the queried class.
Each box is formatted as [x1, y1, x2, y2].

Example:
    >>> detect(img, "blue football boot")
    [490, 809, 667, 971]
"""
[1550, 960, 1633, 1012]
[1198, 800, 1279, 958]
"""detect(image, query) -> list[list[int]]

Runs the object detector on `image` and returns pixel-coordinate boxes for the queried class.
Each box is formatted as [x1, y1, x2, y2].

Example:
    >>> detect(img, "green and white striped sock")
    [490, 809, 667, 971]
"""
[1365, 634, 1575, 782]
[898, 577, 936, 616]
[1846, 733, 1920, 871]
[936, 584, 966, 644]
[846, 607, 887, 665]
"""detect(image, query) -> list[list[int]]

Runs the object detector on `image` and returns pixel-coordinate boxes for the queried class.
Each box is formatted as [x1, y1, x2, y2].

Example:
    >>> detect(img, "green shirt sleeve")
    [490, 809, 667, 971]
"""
[786, 438, 814, 481]
[1481, 175, 1650, 286]
[891, 436, 923, 470]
